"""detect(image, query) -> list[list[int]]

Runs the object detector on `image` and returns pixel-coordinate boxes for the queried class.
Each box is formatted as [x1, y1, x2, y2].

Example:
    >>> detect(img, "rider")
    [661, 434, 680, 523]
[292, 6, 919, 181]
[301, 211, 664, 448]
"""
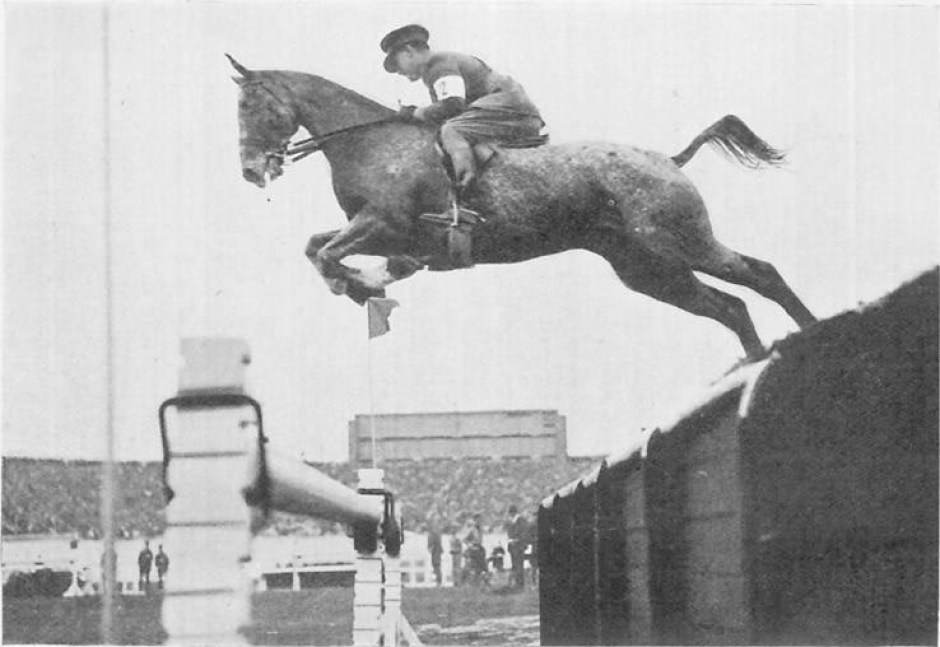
[380, 24, 547, 195]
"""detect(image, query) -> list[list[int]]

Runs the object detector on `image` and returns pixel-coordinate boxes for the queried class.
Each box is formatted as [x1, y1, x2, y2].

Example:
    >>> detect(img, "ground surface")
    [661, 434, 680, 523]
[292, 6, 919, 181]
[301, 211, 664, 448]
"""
[2, 585, 540, 645]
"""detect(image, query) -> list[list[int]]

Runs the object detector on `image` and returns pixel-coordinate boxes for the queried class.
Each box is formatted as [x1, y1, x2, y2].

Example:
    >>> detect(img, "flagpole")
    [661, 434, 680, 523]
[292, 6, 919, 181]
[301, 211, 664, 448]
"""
[365, 297, 398, 469]
[367, 332, 376, 469]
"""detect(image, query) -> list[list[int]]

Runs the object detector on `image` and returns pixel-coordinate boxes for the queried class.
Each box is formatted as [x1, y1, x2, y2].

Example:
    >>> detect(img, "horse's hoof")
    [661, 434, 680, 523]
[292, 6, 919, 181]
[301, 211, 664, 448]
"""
[346, 282, 385, 305]
[325, 277, 347, 295]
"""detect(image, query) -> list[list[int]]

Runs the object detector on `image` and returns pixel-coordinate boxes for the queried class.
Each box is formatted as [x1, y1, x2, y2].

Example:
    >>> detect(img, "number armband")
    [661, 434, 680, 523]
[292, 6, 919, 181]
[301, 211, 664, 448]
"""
[433, 75, 466, 101]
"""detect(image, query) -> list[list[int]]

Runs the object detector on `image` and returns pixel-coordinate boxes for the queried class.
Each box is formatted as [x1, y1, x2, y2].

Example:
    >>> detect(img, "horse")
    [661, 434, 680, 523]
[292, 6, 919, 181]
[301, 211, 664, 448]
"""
[228, 55, 816, 359]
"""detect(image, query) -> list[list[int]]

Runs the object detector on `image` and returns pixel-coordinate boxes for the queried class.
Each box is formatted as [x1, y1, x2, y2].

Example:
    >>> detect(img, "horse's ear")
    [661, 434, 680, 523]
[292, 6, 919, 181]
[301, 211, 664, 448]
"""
[225, 53, 252, 79]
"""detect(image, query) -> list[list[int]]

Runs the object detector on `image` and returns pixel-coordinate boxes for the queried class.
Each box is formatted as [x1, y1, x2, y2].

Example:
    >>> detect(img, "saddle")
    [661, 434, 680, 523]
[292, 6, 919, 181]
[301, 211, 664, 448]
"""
[442, 134, 550, 179]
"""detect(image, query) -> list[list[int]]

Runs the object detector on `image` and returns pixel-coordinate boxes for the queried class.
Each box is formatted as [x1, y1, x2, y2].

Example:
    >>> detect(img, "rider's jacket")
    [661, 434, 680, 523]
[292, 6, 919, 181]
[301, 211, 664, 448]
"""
[420, 51, 541, 124]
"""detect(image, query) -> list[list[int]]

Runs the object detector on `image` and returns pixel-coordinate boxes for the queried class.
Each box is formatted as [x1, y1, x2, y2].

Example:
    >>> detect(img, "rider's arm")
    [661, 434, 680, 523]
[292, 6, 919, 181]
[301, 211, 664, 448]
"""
[415, 76, 466, 122]
[415, 56, 468, 123]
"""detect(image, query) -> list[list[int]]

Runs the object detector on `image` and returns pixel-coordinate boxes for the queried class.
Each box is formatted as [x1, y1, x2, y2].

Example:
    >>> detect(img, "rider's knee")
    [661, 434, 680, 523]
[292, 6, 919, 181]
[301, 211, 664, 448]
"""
[440, 121, 458, 138]
[440, 122, 471, 149]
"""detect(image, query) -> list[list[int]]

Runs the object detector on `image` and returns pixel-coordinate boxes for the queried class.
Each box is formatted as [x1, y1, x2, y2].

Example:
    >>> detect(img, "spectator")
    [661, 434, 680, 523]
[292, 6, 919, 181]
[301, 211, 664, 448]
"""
[137, 540, 153, 593]
[462, 514, 487, 584]
[489, 543, 505, 571]
[448, 530, 463, 587]
[426, 520, 443, 586]
[526, 537, 539, 588]
[506, 505, 529, 590]
[155, 544, 169, 589]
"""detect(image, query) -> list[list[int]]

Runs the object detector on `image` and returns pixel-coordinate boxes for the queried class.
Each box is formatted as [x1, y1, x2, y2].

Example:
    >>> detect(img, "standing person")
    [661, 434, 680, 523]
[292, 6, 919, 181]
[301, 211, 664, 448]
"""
[155, 544, 169, 589]
[489, 543, 505, 572]
[137, 540, 153, 594]
[380, 24, 547, 196]
[427, 521, 443, 587]
[463, 513, 487, 584]
[506, 505, 529, 590]
[449, 529, 463, 587]
[526, 536, 539, 588]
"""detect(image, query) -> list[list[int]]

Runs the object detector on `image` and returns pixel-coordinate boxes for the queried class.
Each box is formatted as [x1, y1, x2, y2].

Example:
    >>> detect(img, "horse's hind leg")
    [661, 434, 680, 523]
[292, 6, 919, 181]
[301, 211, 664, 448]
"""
[690, 244, 816, 329]
[599, 243, 766, 359]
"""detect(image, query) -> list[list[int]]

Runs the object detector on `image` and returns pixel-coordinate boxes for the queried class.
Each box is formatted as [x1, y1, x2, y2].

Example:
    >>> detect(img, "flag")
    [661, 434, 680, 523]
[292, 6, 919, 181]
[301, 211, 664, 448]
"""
[367, 297, 400, 339]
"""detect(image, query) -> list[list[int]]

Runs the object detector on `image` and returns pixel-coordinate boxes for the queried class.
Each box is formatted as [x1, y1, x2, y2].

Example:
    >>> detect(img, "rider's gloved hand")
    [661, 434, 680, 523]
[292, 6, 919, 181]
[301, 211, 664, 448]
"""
[397, 105, 418, 120]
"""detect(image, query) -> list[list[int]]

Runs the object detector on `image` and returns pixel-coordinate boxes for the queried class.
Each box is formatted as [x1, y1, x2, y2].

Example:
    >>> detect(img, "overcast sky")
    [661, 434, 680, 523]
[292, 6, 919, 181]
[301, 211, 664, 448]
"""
[3, 1, 938, 463]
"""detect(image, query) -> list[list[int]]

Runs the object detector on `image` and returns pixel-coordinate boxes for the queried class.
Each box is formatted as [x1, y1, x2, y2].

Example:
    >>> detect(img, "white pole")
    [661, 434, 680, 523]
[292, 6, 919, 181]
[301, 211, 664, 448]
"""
[368, 336, 377, 468]
[99, 2, 117, 643]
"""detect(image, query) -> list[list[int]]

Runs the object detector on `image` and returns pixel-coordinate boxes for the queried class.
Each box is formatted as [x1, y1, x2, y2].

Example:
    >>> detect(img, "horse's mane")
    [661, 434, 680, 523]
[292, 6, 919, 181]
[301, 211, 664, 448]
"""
[261, 69, 397, 118]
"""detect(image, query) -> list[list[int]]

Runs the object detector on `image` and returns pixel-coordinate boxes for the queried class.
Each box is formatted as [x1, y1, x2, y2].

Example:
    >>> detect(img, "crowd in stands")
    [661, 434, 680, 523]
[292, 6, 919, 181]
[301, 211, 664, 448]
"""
[309, 457, 596, 533]
[3, 458, 165, 539]
[2, 455, 597, 539]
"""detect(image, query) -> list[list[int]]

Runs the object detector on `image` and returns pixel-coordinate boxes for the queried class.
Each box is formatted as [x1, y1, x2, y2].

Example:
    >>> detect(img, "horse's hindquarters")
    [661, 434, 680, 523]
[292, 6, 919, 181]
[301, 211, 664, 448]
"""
[465, 143, 710, 263]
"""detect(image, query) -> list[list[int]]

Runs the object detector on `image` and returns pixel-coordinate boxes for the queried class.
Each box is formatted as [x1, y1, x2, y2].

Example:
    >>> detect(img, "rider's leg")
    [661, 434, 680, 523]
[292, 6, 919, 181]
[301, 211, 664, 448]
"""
[440, 122, 476, 193]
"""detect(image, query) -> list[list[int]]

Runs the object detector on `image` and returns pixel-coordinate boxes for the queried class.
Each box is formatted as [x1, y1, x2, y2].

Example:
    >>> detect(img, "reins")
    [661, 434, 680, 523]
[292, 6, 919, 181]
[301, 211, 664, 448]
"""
[285, 118, 399, 163]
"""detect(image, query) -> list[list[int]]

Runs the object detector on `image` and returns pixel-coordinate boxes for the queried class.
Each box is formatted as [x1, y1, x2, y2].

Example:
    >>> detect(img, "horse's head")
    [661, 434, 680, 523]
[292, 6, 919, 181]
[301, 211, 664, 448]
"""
[228, 55, 298, 188]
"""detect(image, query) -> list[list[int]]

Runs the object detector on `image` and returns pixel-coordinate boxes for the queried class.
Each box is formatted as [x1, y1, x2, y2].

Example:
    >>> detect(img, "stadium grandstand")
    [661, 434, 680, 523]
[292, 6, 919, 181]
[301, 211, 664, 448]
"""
[2, 454, 596, 539]
[348, 409, 568, 465]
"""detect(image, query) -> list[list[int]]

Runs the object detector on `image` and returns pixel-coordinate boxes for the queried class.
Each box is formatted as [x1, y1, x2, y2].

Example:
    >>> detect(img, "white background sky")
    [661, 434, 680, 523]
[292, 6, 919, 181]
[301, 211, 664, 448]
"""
[3, 1, 938, 463]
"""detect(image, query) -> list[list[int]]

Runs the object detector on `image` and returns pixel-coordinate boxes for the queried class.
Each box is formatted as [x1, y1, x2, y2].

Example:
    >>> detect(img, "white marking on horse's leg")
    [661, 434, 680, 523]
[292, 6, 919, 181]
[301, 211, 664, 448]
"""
[356, 259, 397, 290]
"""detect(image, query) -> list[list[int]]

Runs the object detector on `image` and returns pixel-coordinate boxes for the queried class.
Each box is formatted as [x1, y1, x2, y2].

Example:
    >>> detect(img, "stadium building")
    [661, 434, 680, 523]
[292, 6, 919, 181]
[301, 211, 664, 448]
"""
[348, 410, 567, 465]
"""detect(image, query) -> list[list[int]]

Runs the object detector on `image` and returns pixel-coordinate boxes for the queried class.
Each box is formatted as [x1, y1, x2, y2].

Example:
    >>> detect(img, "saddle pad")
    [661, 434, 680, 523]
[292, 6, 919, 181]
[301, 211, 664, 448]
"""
[498, 133, 550, 149]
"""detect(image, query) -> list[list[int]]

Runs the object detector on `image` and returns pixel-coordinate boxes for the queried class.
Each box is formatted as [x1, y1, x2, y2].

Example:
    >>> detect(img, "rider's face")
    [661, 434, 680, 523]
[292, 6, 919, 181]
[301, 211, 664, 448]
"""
[394, 48, 424, 82]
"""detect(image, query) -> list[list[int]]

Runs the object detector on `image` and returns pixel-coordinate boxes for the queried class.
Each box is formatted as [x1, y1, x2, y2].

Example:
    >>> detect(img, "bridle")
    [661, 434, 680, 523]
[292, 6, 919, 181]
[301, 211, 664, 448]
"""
[242, 78, 398, 166]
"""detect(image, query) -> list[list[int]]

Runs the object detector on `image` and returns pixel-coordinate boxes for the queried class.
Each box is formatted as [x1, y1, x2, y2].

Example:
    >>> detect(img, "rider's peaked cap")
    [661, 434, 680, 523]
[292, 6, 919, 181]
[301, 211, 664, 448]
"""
[380, 24, 430, 72]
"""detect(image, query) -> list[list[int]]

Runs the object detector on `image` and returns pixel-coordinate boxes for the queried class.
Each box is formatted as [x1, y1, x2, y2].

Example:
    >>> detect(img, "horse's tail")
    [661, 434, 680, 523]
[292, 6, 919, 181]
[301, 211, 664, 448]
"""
[671, 115, 786, 169]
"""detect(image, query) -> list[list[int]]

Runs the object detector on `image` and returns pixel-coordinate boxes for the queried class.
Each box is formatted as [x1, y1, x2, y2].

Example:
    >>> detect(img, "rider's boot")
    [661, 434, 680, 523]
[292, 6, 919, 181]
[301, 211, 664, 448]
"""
[440, 125, 477, 192]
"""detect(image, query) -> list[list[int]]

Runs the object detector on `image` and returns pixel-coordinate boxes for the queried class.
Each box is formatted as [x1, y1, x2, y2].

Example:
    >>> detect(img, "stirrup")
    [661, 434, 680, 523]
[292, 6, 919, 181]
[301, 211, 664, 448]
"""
[418, 197, 481, 270]
[418, 197, 483, 228]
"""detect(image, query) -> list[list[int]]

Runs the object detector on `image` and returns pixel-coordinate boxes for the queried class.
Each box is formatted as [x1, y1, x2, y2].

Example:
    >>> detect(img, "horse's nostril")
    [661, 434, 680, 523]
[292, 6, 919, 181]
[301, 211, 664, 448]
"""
[243, 168, 259, 183]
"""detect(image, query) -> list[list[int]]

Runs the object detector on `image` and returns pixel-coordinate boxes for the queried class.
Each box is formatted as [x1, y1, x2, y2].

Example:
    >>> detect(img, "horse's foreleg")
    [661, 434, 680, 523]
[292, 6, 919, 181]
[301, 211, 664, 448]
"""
[305, 230, 346, 294]
[307, 228, 405, 295]
[309, 212, 416, 303]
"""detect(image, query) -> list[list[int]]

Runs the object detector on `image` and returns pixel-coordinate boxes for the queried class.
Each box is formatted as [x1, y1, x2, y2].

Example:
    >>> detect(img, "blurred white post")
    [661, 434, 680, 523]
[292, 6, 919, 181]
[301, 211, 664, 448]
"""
[99, 3, 117, 643]
[161, 338, 255, 644]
